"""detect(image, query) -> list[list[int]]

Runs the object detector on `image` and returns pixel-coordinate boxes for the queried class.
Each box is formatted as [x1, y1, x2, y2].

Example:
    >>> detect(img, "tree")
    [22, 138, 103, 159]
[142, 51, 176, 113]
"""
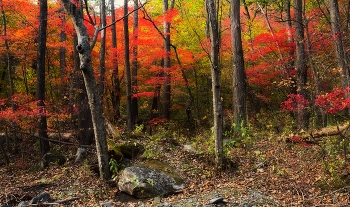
[329, 0, 350, 91]
[74, 34, 94, 163]
[294, 0, 308, 129]
[230, 0, 247, 127]
[99, 0, 106, 97]
[36, 0, 50, 156]
[132, 0, 139, 123]
[60, 0, 111, 180]
[124, 0, 134, 130]
[110, 0, 121, 122]
[162, 0, 174, 120]
[205, 0, 223, 167]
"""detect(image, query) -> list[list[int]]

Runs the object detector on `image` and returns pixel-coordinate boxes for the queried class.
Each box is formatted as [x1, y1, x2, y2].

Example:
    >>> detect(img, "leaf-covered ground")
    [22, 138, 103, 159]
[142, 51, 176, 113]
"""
[1, 132, 350, 206]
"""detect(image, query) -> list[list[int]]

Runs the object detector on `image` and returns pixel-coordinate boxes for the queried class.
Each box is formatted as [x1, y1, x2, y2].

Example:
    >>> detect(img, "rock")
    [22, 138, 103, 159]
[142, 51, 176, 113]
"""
[183, 144, 196, 153]
[29, 192, 50, 204]
[209, 197, 225, 204]
[100, 201, 113, 207]
[18, 201, 28, 206]
[118, 163, 184, 198]
[40, 151, 66, 168]
[108, 142, 144, 161]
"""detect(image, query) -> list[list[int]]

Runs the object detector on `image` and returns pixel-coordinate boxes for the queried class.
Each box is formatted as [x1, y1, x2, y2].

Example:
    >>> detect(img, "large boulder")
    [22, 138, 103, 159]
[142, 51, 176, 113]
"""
[118, 162, 184, 198]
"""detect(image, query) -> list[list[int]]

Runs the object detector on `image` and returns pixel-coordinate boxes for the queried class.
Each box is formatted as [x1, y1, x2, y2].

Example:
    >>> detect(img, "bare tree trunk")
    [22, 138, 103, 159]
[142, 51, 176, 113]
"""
[132, 0, 139, 123]
[305, 18, 326, 127]
[37, 0, 50, 156]
[74, 35, 94, 163]
[294, 0, 309, 129]
[0, 0, 14, 111]
[231, 0, 247, 127]
[60, 0, 111, 180]
[205, 0, 223, 168]
[124, 0, 134, 131]
[0, 0, 19, 153]
[162, 0, 173, 120]
[110, 0, 121, 122]
[59, 12, 67, 95]
[329, 0, 350, 91]
[99, 0, 106, 97]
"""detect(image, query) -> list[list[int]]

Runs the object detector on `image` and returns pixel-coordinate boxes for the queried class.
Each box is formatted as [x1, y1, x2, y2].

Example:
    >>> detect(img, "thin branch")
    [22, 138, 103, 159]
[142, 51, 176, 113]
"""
[140, 6, 194, 103]
[17, 131, 95, 149]
[99, 1, 148, 31]
[83, 0, 95, 25]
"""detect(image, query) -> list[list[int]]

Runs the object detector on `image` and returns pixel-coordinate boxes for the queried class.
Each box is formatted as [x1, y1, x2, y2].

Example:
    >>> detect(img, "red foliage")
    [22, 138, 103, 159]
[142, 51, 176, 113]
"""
[149, 118, 167, 125]
[281, 94, 310, 112]
[315, 87, 350, 114]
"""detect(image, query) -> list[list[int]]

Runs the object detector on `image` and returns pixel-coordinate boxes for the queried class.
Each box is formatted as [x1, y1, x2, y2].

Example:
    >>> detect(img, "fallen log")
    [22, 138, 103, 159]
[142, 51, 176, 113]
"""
[284, 123, 350, 143]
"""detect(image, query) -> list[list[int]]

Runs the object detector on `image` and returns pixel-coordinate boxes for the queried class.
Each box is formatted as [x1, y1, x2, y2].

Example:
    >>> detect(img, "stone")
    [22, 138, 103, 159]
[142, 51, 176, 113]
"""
[40, 151, 66, 168]
[18, 201, 28, 206]
[100, 201, 113, 207]
[183, 144, 196, 153]
[209, 197, 224, 204]
[29, 192, 50, 204]
[118, 163, 184, 198]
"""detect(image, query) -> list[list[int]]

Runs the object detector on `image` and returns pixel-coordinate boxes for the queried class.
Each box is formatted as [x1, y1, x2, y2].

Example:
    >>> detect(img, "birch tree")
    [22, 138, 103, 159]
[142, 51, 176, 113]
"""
[59, 0, 111, 180]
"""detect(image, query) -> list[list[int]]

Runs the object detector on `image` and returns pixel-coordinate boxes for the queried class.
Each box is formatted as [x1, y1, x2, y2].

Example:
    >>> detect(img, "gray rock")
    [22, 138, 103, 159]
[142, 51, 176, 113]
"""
[29, 192, 50, 204]
[100, 201, 113, 207]
[118, 164, 184, 198]
[210, 197, 224, 204]
[18, 201, 28, 206]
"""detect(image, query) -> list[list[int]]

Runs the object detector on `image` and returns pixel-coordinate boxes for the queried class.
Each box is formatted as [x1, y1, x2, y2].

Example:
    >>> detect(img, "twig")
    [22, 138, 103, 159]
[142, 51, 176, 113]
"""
[16, 131, 95, 149]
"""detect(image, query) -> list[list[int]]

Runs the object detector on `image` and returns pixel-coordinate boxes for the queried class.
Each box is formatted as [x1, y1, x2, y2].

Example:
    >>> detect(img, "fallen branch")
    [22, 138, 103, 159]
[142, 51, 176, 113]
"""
[17, 131, 95, 149]
[284, 123, 350, 142]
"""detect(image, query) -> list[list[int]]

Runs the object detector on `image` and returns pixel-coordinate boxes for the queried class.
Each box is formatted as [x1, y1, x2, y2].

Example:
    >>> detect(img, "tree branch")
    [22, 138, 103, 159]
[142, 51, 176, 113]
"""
[17, 131, 95, 149]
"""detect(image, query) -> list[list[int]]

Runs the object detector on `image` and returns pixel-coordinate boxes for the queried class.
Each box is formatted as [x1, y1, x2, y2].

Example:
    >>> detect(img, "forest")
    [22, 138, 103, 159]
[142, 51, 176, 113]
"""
[0, 0, 350, 206]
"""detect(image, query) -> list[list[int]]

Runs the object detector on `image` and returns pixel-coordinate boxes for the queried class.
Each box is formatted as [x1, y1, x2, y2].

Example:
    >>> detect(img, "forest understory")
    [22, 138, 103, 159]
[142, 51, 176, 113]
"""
[1, 123, 350, 207]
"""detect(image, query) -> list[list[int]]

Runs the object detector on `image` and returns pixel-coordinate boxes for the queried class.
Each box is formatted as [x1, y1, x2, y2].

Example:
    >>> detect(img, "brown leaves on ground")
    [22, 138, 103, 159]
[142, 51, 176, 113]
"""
[1, 134, 350, 206]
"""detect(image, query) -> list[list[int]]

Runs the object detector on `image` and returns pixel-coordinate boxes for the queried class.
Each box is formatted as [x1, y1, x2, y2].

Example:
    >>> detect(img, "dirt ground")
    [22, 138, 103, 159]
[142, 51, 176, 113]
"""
[1, 135, 350, 206]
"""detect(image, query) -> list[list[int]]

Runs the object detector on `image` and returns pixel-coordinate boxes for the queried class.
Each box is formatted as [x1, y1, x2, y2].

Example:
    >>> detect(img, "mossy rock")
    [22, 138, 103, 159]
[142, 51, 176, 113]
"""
[40, 151, 66, 168]
[117, 143, 144, 159]
[108, 141, 144, 161]
[143, 160, 183, 185]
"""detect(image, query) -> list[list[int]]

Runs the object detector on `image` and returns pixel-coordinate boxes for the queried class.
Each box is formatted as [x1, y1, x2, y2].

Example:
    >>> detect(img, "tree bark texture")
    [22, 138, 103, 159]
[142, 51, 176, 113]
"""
[162, 0, 172, 120]
[329, 0, 350, 90]
[110, 0, 121, 122]
[132, 0, 139, 123]
[60, 0, 111, 180]
[294, 0, 309, 129]
[124, 0, 134, 130]
[205, 0, 223, 168]
[230, 0, 247, 127]
[37, 0, 50, 156]
[99, 0, 106, 97]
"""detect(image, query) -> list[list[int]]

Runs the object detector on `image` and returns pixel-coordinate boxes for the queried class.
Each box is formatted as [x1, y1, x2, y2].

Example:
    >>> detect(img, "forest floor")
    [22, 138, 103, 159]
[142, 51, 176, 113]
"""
[1, 129, 350, 206]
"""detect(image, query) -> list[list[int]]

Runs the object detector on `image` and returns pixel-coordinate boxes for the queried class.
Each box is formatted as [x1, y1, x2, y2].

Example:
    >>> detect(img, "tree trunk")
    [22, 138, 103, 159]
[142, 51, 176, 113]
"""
[59, 13, 67, 96]
[124, 0, 134, 130]
[329, 0, 350, 91]
[162, 0, 172, 120]
[294, 0, 309, 130]
[99, 0, 106, 97]
[132, 0, 139, 123]
[230, 0, 247, 127]
[110, 0, 121, 122]
[0, 0, 14, 111]
[37, 0, 50, 156]
[205, 0, 223, 168]
[60, 0, 111, 180]
[74, 35, 94, 163]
